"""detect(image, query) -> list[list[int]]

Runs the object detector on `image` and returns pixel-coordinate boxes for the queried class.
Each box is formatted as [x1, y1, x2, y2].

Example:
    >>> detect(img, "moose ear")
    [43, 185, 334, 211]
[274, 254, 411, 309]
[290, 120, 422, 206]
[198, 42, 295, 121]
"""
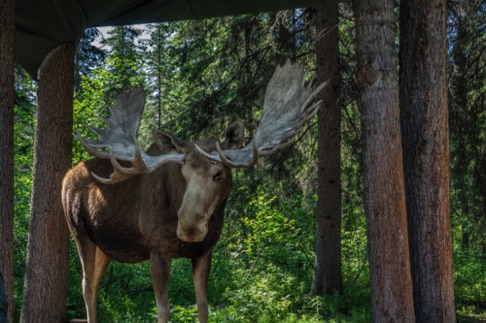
[152, 129, 190, 153]
[223, 121, 245, 149]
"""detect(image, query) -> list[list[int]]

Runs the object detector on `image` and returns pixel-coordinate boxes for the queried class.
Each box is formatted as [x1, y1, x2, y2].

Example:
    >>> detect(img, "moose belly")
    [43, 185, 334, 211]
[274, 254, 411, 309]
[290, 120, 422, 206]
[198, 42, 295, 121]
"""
[89, 227, 150, 263]
[94, 230, 217, 262]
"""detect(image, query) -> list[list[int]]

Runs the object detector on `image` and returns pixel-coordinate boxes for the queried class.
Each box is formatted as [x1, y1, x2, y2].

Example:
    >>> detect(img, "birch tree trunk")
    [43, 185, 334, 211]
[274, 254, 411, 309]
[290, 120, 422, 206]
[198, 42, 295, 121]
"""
[20, 43, 75, 323]
[353, 0, 415, 320]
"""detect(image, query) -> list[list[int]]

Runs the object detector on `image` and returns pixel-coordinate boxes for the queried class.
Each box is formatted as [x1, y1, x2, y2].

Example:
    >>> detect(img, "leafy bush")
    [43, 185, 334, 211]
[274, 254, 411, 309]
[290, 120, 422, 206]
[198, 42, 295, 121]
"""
[454, 251, 486, 321]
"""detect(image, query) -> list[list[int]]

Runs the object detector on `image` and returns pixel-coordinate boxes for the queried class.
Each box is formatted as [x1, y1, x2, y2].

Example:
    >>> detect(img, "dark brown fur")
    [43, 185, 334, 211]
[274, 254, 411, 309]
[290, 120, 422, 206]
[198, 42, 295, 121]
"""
[63, 152, 228, 255]
[62, 126, 242, 323]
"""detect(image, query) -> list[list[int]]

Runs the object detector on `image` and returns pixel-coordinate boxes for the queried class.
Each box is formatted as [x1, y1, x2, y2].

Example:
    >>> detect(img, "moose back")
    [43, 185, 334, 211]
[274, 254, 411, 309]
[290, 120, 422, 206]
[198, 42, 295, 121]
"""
[62, 61, 326, 323]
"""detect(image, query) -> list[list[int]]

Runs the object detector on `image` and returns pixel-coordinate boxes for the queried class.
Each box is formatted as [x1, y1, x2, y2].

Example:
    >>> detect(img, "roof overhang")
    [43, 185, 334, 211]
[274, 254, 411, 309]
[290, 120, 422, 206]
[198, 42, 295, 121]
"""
[15, 0, 332, 79]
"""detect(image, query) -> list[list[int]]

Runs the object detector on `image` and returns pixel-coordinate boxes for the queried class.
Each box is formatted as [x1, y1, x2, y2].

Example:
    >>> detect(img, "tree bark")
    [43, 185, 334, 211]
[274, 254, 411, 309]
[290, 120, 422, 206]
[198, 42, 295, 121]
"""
[353, 0, 415, 321]
[311, 4, 343, 296]
[399, 0, 456, 321]
[0, 0, 16, 321]
[20, 43, 75, 323]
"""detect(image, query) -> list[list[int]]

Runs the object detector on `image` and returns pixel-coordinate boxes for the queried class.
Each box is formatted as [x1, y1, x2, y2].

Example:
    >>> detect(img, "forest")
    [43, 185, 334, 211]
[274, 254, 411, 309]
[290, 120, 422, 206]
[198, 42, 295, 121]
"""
[3, 1, 486, 322]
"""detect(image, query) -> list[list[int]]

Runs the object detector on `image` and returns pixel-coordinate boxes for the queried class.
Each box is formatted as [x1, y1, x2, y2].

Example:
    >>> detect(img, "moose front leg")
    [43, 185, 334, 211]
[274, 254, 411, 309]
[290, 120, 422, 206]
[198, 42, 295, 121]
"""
[192, 250, 213, 323]
[150, 253, 171, 323]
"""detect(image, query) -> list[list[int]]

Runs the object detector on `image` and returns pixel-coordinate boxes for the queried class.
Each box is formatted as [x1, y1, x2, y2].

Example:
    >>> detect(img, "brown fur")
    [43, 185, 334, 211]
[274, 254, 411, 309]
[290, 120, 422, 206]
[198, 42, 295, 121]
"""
[62, 124, 243, 323]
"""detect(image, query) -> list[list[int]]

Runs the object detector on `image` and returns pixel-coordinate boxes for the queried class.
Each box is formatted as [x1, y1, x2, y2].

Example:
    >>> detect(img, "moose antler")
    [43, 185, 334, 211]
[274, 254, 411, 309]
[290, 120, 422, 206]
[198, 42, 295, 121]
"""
[195, 60, 327, 168]
[77, 61, 326, 183]
[75, 87, 184, 184]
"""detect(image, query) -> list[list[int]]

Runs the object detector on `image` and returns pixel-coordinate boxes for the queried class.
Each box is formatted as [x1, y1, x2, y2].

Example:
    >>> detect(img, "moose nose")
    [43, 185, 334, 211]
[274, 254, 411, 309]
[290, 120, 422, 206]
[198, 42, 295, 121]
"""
[176, 220, 208, 243]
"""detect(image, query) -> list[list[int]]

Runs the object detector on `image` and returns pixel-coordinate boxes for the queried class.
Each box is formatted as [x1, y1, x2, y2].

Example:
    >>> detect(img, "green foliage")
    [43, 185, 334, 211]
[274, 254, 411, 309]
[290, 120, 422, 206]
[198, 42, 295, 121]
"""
[448, 0, 486, 256]
[102, 26, 146, 90]
[12, 71, 36, 320]
[75, 28, 105, 90]
[454, 252, 486, 321]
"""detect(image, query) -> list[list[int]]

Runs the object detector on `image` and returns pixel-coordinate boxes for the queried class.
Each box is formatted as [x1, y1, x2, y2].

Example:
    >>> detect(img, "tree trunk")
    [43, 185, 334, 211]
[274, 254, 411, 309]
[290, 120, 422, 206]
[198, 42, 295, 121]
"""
[20, 43, 75, 323]
[399, 0, 456, 321]
[353, 0, 415, 321]
[311, 4, 343, 296]
[0, 0, 16, 321]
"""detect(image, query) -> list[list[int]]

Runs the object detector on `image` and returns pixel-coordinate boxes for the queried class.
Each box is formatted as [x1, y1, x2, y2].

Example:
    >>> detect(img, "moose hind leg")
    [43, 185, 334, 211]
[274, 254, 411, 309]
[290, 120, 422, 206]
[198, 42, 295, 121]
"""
[192, 251, 213, 323]
[75, 236, 110, 323]
[150, 253, 171, 323]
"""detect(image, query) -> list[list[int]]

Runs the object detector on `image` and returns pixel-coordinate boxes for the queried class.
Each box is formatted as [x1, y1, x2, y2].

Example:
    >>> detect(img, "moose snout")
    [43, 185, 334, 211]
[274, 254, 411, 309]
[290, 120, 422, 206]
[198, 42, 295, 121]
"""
[176, 214, 208, 242]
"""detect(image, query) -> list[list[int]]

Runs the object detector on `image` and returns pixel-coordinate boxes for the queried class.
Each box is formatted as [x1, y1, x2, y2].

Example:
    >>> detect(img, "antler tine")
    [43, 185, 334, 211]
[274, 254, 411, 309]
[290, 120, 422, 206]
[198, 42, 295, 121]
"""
[216, 141, 259, 168]
[93, 146, 148, 184]
[258, 137, 297, 156]
[195, 141, 258, 168]
[74, 131, 111, 159]
[83, 123, 103, 138]
[216, 141, 258, 168]
[76, 87, 185, 184]
[91, 153, 137, 184]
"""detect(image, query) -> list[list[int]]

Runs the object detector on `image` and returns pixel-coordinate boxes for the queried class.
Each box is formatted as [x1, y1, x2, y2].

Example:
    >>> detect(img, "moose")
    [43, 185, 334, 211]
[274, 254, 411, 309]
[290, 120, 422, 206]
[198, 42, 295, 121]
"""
[62, 61, 326, 323]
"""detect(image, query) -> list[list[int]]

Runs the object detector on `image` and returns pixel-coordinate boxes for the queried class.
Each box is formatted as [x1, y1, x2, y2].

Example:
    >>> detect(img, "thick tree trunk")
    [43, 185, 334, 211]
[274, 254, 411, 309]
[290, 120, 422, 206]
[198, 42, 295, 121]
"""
[20, 43, 75, 323]
[311, 4, 343, 296]
[353, 0, 415, 321]
[400, 0, 456, 321]
[0, 0, 16, 321]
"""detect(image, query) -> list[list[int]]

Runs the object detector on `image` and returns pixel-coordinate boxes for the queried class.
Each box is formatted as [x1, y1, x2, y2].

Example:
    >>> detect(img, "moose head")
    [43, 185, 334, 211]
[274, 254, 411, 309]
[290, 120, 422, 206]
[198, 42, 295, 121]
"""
[63, 60, 326, 323]
[75, 60, 325, 243]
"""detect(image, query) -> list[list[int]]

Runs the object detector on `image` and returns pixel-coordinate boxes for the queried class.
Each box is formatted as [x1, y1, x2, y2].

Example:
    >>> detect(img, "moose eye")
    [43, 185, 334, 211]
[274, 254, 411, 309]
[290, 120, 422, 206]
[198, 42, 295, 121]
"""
[213, 169, 223, 182]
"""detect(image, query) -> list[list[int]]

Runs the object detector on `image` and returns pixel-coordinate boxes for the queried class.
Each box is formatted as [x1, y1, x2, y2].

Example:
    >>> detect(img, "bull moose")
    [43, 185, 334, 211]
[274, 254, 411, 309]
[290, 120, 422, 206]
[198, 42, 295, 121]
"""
[62, 61, 326, 323]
